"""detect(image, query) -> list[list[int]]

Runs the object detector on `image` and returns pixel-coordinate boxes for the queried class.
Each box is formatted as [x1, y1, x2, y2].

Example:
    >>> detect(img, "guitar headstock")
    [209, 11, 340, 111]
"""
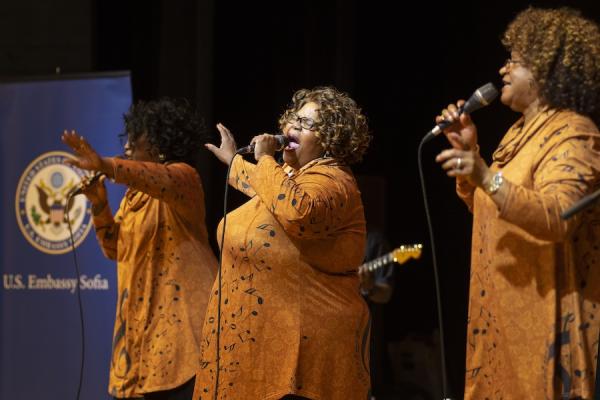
[392, 244, 423, 264]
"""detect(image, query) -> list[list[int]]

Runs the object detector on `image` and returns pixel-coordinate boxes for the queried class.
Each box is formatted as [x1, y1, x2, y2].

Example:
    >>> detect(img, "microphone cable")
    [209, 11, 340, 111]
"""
[64, 156, 123, 399]
[213, 137, 286, 399]
[65, 192, 86, 400]
[214, 153, 236, 400]
[416, 83, 498, 399]
[417, 135, 453, 400]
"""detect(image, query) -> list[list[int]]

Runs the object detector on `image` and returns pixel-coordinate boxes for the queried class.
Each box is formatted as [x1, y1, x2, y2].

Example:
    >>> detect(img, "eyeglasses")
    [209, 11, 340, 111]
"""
[284, 110, 319, 131]
[504, 58, 524, 68]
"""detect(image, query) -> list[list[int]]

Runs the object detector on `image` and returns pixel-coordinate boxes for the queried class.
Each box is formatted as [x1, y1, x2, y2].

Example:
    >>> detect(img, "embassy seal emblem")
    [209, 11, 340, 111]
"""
[15, 151, 93, 255]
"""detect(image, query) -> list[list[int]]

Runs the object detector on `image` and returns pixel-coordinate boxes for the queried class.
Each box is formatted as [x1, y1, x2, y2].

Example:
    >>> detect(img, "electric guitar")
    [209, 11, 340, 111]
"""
[358, 244, 423, 274]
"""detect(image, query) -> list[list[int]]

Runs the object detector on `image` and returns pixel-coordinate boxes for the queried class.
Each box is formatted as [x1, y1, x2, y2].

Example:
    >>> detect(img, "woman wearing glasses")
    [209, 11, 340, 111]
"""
[62, 98, 218, 400]
[194, 86, 372, 400]
[435, 7, 600, 399]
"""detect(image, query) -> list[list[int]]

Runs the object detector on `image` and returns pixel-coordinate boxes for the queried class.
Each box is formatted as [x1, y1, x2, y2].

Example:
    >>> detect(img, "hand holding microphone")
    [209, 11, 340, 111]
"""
[70, 172, 106, 196]
[239, 134, 289, 161]
[206, 123, 289, 165]
[424, 83, 498, 146]
[69, 172, 109, 216]
[432, 83, 499, 188]
[436, 100, 480, 151]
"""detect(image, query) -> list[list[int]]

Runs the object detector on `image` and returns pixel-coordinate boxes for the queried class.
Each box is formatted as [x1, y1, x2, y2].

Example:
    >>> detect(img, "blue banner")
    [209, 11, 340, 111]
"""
[0, 73, 131, 399]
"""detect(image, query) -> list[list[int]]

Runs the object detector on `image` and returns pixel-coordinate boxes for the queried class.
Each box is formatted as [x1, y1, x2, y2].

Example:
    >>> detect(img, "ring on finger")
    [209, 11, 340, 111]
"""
[456, 157, 462, 169]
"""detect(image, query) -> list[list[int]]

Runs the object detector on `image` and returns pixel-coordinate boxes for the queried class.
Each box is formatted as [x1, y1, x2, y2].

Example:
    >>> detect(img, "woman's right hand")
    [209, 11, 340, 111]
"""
[205, 123, 237, 165]
[436, 100, 479, 151]
[80, 174, 108, 205]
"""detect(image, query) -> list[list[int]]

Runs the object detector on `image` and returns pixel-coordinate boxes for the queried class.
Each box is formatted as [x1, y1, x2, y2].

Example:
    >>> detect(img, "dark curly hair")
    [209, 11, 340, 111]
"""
[122, 97, 207, 166]
[502, 7, 600, 123]
[278, 86, 371, 165]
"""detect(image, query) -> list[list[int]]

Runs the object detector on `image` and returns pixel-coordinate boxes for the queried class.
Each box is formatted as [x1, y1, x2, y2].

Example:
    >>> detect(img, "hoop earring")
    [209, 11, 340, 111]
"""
[158, 153, 166, 162]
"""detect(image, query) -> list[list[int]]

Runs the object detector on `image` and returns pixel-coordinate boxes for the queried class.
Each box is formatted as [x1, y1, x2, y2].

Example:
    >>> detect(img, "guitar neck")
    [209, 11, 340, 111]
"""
[358, 244, 422, 274]
[360, 252, 394, 273]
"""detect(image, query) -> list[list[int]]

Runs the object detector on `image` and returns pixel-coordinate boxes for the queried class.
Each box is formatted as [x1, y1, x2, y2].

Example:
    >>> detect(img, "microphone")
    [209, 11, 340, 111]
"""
[424, 83, 499, 143]
[69, 172, 105, 197]
[561, 187, 600, 220]
[236, 134, 289, 154]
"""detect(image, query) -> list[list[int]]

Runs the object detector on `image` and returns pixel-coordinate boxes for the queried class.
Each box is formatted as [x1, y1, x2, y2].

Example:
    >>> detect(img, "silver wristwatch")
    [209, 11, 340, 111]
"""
[485, 171, 504, 195]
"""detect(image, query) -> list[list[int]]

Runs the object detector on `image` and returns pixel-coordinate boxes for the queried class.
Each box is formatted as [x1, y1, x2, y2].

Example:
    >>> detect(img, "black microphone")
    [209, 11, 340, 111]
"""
[424, 83, 499, 143]
[69, 172, 105, 197]
[561, 187, 600, 220]
[236, 134, 289, 154]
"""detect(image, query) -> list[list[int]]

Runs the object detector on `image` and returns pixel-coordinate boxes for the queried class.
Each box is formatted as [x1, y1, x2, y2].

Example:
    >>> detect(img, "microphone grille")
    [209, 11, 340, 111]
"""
[463, 83, 499, 114]
[478, 83, 499, 103]
[277, 135, 290, 147]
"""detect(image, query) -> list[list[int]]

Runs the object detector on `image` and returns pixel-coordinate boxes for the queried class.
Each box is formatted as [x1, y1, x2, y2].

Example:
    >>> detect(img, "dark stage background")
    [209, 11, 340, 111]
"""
[2, 0, 600, 398]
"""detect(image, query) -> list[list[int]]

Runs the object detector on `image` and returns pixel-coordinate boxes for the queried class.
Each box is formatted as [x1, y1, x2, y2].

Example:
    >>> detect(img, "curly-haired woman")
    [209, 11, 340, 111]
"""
[435, 7, 600, 399]
[193, 86, 372, 400]
[62, 98, 218, 400]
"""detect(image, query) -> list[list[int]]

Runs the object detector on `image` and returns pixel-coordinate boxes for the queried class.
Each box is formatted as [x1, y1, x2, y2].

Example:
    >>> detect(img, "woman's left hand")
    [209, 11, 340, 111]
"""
[435, 147, 493, 187]
[252, 134, 279, 161]
[61, 130, 108, 172]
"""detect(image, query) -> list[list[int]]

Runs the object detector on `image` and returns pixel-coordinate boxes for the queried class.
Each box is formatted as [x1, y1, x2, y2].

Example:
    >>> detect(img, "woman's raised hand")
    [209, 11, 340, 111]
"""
[205, 123, 238, 165]
[61, 130, 106, 172]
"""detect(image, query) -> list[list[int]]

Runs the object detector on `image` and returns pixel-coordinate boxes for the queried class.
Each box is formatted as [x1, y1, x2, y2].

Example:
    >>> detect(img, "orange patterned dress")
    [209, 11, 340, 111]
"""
[193, 155, 371, 400]
[93, 159, 217, 398]
[457, 110, 600, 399]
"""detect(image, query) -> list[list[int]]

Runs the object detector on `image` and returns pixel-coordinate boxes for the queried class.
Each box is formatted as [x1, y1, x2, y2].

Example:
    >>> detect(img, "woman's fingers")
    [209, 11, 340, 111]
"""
[61, 130, 77, 148]
[441, 108, 453, 123]
[446, 132, 467, 149]
[437, 149, 468, 169]
[63, 156, 84, 169]
[436, 147, 481, 180]
[435, 148, 461, 163]
[217, 123, 234, 142]
[437, 100, 468, 125]
[216, 123, 228, 139]
[61, 130, 92, 155]
[441, 158, 458, 171]
[205, 143, 218, 154]
[205, 141, 234, 166]
[447, 103, 460, 119]
[215, 123, 237, 154]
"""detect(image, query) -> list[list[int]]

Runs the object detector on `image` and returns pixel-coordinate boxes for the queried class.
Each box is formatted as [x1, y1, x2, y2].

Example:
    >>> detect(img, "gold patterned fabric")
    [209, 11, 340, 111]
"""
[93, 159, 217, 398]
[193, 155, 371, 400]
[457, 110, 600, 399]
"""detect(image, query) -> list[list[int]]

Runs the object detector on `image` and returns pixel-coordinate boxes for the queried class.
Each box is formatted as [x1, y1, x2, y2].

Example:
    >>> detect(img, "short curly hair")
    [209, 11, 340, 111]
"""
[278, 86, 371, 165]
[122, 98, 207, 165]
[502, 7, 600, 122]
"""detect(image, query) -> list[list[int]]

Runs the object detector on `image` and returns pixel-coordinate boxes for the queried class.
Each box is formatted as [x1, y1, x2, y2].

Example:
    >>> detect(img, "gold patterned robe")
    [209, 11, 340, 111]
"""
[193, 155, 371, 400]
[93, 159, 217, 398]
[458, 110, 600, 399]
